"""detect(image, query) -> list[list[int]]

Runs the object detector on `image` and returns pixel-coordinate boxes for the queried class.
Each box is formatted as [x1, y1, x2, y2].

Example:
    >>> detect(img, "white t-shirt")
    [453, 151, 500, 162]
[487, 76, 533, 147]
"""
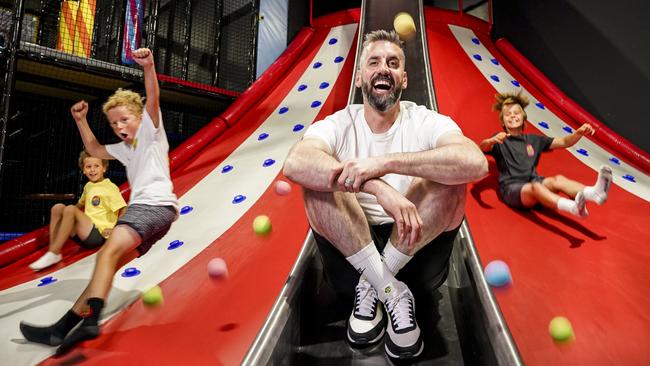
[303, 101, 462, 224]
[106, 108, 178, 212]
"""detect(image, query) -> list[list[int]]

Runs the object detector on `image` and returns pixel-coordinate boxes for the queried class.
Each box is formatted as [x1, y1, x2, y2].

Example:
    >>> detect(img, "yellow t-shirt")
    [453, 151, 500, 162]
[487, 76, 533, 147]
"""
[78, 178, 127, 238]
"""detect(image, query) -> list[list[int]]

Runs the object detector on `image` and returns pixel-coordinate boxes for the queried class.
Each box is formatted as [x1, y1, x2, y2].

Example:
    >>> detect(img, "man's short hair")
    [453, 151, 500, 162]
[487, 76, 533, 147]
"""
[359, 30, 405, 66]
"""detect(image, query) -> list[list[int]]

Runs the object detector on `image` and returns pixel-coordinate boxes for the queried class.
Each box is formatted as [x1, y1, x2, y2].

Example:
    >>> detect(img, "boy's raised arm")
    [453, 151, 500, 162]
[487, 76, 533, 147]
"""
[132, 48, 161, 128]
[71, 101, 113, 160]
[550, 123, 595, 149]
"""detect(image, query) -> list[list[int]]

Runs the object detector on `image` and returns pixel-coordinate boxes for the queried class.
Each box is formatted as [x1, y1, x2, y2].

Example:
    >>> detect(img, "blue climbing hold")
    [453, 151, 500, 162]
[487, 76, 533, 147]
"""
[279, 107, 289, 114]
[258, 132, 269, 141]
[297, 84, 307, 92]
[328, 38, 338, 45]
[180, 206, 193, 215]
[313, 61, 322, 69]
[334, 56, 344, 63]
[511, 80, 520, 87]
[471, 37, 480, 45]
[490, 75, 500, 82]
[293, 124, 304, 132]
[232, 195, 247, 204]
[263, 158, 276, 167]
[536, 102, 545, 110]
[319, 82, 330, 89]
[622, 174, 636, 183]
[491, 58, 500, 65]
[221, 165, 233, 173]
[121, 267, 141, 278]
[563, 126, 573, 133]
[576, 148, 589, 156]
[168, 240, 184, 250]
[538, 121, 549, 129]
[311, 101, 322, 108]
[609, 157, 620, 165]
[38, 276, 57, 287]
[473, 54, 482, 61]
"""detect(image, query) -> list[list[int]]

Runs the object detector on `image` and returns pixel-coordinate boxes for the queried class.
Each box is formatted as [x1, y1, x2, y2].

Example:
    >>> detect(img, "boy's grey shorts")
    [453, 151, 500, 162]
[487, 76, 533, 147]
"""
[499, 176, 545, 209]
[116, 204, 177, 256]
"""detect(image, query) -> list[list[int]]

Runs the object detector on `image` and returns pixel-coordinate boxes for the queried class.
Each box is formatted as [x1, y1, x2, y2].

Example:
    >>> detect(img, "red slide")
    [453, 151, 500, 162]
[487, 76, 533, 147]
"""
[0, 12, 359, 365]
[425, 8, 650, 366]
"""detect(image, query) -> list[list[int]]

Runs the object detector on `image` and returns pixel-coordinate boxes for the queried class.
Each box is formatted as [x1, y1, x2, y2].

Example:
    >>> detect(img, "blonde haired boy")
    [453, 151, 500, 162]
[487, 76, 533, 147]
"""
[20, 48, 178, 354]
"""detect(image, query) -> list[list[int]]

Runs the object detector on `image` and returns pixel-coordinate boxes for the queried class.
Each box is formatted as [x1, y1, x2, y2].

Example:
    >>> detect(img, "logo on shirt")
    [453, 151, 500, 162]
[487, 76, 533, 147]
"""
[526, 144, 535, 157]
[91, 195, 101, 206]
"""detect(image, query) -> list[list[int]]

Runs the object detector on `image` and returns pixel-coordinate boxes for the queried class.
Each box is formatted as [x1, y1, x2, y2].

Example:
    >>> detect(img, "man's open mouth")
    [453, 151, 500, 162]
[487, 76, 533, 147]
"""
[372, 76, 394, 92]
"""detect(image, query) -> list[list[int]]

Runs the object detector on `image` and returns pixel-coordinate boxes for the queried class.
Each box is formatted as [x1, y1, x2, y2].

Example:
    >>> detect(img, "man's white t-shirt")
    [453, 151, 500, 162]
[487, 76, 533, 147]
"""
[303, 101, 462, 224]
[106, 108, 178, 212]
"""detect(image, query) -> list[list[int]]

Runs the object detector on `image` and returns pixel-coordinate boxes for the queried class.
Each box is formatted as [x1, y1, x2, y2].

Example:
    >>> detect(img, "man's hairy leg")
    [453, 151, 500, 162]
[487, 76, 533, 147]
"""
[391, 178, 466, 256]
[303, 189, 372, 256]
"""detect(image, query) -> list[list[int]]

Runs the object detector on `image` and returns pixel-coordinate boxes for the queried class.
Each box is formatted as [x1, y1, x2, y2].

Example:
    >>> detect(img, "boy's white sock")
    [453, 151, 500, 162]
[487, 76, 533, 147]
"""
[382, 240, 412, 275]
[557, 194, 588, 218]
[582, 166, 612, 205]
[29, 251, 62, 271]
[346, 242, 399, 301]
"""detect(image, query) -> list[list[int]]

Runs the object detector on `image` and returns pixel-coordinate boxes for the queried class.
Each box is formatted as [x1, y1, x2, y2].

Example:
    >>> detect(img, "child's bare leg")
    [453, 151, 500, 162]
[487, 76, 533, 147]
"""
[29, 204, 83, 270]
[542, 175, 584, 198]
[21, 225, 140, 349]
[72, 225, 141, 312]
[56, 225, 140, 355]
[49, 203, 66, 242]
[523, 182, 587, 217]
[49, 206, 94, 254]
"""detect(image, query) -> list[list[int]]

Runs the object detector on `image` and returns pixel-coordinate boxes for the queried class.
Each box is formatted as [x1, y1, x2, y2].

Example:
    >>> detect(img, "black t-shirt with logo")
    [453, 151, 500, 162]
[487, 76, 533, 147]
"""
[488, 133, 554, 188]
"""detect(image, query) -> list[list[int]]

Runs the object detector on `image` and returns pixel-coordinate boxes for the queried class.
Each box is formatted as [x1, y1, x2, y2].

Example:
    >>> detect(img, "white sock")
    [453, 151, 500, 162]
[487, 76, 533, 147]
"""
[557, 197, 576, 214]
[29, 251, 62, 271]
[382, 240, 412, 275]
[583, 166, 612, 205]
[346, 243, 398, 301]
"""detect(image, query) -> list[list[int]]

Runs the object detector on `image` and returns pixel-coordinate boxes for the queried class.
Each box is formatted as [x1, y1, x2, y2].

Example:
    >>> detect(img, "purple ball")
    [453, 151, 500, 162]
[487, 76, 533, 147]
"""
[484, 260, 512, 287]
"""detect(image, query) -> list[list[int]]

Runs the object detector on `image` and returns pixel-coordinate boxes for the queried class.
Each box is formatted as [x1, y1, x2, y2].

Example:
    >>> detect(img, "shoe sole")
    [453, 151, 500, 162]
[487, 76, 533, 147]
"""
[385, 339, 424, 359]
[347, 325, 385, 346]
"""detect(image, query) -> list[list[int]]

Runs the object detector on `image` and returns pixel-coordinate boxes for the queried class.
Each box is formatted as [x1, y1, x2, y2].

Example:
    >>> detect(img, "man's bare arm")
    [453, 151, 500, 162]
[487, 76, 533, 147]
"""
[341, 132, 488, 191]
[283, 138, 343, 192]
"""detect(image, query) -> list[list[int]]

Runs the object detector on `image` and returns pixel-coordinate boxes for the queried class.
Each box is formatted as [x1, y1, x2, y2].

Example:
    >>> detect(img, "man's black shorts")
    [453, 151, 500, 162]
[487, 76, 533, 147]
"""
[313, 223, 460, 299]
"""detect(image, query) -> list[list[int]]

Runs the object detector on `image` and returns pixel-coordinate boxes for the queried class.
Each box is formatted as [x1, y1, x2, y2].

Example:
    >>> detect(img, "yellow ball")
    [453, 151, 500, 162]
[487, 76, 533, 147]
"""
[393, 12, 416, 41]
[253, 215, 272, 235]
[549, 316, 574, 342]
[142, 285, 163, 307]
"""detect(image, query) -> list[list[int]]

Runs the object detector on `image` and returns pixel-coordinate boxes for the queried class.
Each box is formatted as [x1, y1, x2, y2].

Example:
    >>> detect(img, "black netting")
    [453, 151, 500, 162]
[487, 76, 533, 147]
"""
[0, 0, 256, 239]
[0, 89, 211, 234]
[217, 0, 257, 91]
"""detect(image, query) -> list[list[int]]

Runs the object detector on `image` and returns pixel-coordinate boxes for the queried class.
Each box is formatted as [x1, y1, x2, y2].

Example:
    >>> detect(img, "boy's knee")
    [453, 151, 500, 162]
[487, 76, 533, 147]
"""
[554, 174, 567, 183]
[63, 205, 78, 216]
[51, 203, 65, 214]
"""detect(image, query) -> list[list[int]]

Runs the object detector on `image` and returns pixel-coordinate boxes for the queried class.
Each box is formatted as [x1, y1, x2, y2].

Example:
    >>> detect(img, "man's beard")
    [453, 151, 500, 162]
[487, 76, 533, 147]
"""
[361, 74, 403, 112]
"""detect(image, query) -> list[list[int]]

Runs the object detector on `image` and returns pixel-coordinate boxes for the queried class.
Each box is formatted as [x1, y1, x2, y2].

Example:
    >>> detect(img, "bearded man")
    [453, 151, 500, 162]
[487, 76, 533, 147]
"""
[283, 30, 487, 360]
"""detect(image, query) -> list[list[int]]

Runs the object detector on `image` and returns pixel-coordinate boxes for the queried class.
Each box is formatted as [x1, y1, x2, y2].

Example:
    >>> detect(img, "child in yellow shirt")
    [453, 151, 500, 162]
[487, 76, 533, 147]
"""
[29, 150, 127, 271]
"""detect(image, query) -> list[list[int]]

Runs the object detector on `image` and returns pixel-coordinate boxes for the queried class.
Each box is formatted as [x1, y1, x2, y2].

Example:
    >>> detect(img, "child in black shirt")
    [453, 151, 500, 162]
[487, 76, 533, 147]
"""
[479, 92, 611, 217]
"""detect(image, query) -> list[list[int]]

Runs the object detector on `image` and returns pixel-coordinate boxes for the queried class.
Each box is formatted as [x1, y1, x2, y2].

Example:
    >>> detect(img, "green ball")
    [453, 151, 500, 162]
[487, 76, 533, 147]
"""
[142, 285, 163, 307]
[253, 215, 272, 235]
[549, 316, 574, 342]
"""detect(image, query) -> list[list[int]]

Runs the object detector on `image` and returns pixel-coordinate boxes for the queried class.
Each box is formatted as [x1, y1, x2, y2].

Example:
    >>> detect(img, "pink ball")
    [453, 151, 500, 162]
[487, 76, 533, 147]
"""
[275, 180, 292, 196]
[207, 258, 228, 279]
